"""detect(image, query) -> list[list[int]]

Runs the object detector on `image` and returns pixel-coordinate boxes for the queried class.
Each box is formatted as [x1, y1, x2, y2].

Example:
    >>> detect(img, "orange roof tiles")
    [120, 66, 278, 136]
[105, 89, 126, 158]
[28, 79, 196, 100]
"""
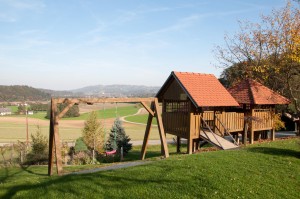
[228, 79, 291, 105]
[157, 71, 239, 107]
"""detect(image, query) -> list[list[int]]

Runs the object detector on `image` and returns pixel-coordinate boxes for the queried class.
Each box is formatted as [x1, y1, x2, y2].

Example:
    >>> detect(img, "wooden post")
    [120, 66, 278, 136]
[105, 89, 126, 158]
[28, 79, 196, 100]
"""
[188, 113, 193, 154]
[176, 136, 181, 153]
[154, 98, 169, 158]
[250, 109, 254, 144]
[141, 102, 154, 160]
[213, 109, 216, 133]
[48, 99, 55, 176]
[271, 107, 276, 141]
[243, 122, 248, 145]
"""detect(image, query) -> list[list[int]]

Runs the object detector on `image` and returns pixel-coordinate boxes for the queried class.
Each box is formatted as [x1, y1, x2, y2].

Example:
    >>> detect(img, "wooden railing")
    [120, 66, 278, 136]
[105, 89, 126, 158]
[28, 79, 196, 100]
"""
[163, 109, 273, 139]
[202, 111, 244, 135]
[252, 109, 273, 130]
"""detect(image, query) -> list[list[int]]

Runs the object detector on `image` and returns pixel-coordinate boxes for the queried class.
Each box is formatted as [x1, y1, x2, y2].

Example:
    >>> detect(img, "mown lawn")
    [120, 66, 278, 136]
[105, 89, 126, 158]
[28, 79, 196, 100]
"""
[62, 106, 139, 120]
[0, 138, 299, 198]
[125, 114, 158, 125]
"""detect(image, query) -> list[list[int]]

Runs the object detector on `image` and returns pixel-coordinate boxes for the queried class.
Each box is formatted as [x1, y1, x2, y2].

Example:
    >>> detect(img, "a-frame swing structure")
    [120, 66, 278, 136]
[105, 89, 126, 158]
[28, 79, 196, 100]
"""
[48, 97, 168, 176]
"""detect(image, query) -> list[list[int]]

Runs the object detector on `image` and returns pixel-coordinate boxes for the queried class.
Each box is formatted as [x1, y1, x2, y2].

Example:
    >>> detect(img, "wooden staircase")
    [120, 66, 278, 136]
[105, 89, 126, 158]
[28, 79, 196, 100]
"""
[199, 115, 239, 150]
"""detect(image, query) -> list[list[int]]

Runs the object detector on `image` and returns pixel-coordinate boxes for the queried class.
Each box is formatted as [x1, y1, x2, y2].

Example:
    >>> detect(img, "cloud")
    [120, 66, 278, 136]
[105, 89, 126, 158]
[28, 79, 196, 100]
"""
[0, 0, 45, 10]
[0, 0, 45, 22]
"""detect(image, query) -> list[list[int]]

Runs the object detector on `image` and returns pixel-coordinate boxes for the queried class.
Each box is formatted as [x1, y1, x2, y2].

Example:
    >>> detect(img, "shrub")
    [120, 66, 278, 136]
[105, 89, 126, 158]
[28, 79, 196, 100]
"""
[26, 125, 48, 165]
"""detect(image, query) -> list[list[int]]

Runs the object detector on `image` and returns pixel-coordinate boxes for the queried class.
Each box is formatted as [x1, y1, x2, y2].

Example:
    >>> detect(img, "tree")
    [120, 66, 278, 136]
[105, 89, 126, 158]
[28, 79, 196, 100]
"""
[214, 1, 300, 134]
[26, 125, 48, 165]
[82, 111, 105, 163]
[106, 118, 132, 155]
[46, 103, 80, 119]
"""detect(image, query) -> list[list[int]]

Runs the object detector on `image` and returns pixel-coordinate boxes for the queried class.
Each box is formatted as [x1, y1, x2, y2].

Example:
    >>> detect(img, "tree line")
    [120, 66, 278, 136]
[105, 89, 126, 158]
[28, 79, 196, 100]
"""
[215, 1, 300, 129]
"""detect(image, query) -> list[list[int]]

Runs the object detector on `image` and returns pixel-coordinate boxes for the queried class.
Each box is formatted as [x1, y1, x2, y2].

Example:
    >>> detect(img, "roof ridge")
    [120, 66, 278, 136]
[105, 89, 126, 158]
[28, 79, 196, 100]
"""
[173, 71, 214, 76]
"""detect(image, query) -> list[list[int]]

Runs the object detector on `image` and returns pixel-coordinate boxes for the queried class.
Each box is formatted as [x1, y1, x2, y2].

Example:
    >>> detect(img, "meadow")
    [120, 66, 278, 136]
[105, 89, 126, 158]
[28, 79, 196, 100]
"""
[0, 104, 166, 142]
[0, 138, 299, 198]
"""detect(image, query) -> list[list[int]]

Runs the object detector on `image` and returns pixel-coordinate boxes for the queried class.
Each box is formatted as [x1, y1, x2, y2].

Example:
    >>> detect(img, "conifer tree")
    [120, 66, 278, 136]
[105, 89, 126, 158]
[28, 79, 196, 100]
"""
[106, 118, 132, 155]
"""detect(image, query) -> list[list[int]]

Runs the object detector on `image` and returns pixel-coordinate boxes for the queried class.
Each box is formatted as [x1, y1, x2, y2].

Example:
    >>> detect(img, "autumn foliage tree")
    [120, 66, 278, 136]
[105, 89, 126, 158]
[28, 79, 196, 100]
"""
[215, 1, 300, 134]
[82, 111, 105, 163]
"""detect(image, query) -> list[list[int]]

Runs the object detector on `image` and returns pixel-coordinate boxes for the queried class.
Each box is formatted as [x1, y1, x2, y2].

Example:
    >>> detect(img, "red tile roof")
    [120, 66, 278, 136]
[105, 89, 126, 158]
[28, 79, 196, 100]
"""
[228, 79, 291, 105]
[158, 71, 239, 107]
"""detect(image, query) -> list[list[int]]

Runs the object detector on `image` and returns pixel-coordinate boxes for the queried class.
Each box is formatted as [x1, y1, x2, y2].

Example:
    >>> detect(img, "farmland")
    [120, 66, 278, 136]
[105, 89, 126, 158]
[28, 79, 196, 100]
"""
[0, 103, 168, 143]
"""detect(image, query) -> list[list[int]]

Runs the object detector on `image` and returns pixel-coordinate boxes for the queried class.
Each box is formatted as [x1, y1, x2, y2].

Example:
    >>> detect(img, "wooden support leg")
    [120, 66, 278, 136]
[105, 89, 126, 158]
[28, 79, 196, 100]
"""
[141, 102, 154, 160]
[250, 129, 254, 144]
[154, 98, 169, 158]
[243, 123, 248, 145]
[48, 100, 55, 176]
[271, 128, 275, 141]
[195, 139, 199, 151]
[176, 136, 181, 153]
[54, 117, 63, 175]
[187, 138, 193, 154]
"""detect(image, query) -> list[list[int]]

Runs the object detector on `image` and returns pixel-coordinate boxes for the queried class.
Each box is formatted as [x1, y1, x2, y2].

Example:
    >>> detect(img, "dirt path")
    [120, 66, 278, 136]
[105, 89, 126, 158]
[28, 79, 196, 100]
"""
[66, 160, 153, 175]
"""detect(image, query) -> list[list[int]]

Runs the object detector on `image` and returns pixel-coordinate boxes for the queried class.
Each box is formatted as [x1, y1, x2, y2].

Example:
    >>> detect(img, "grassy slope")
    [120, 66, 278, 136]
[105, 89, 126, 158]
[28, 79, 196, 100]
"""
[0, 138, 299, 198]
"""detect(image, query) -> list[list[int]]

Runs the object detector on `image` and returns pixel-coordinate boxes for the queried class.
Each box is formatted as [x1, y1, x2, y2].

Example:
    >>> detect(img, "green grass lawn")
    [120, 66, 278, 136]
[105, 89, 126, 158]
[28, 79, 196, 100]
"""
[5, 105, 139, 121]
[0, 138, 299, 198]
[6, 106, 18, 113]
[125, 114, 158, 125]
[62, 106, 139, 120]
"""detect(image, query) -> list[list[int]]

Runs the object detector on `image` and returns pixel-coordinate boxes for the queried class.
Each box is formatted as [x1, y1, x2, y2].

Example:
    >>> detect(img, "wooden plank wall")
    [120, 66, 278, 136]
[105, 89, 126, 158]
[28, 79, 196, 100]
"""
[162, 112, 189, 138]
[252, 109, 273, 130]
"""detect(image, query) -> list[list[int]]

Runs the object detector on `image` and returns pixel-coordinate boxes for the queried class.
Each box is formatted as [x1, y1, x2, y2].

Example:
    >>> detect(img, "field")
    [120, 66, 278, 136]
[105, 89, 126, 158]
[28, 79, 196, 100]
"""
[0, 104, 169, 142]
[0, 138, 299, 198]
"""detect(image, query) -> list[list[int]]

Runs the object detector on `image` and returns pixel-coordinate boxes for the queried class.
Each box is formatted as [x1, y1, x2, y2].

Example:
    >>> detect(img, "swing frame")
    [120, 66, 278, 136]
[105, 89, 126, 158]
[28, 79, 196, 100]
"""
[48, 97, 169, 176]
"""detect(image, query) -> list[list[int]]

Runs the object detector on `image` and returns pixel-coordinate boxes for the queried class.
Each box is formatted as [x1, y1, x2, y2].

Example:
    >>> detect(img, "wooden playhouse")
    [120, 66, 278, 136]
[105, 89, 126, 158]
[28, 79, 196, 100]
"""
[156, 71, 241, 154]
[228, 79, 291, 144]
[153, 71, 291, 154]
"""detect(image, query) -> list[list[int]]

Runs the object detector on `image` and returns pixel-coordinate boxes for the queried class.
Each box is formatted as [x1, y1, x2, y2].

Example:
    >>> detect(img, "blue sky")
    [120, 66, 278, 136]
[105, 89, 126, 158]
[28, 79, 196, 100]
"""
[0, 0, 288, 90]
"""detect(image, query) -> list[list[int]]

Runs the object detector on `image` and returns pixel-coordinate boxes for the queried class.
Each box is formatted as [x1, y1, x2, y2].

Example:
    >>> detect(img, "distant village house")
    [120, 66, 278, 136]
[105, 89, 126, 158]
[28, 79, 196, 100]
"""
[0, 108, 12, 116]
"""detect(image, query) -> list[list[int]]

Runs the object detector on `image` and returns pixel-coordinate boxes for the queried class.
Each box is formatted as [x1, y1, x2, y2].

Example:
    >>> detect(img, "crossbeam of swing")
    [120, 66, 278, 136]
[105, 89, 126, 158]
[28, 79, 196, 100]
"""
[53, 97, 154, 104]
[48, 97, 169, 176]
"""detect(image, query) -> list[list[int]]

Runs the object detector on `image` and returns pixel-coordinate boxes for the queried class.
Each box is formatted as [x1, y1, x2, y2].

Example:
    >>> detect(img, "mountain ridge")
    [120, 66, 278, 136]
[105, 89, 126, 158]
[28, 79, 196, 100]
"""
[0, 84, 159, 102]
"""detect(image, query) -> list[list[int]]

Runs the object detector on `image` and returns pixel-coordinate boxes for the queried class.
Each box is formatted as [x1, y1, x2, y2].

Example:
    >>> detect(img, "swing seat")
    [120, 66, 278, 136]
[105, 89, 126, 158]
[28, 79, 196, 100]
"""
[105, 149, 117, 156]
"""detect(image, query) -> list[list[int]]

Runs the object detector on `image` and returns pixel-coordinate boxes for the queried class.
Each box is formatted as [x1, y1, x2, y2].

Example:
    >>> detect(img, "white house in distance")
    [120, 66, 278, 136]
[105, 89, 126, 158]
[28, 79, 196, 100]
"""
[0, 108, 12, 116]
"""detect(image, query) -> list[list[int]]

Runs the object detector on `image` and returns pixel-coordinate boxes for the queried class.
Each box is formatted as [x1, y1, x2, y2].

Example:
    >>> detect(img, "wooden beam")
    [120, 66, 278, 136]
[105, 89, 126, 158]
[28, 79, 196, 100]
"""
[55, 97, 154, 104]
[141, 101, 155, 117]
[141, 102, 154, 160]
[154, 98, 169, 158]
[57, 101, 75, 120]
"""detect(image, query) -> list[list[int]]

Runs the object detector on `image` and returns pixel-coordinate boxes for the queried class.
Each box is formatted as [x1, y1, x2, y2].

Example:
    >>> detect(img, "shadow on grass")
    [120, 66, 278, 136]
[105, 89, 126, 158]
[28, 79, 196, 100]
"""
[20, 165, 48, 176]
[2, 163, 214, 198]
[247, 147, 300, 158]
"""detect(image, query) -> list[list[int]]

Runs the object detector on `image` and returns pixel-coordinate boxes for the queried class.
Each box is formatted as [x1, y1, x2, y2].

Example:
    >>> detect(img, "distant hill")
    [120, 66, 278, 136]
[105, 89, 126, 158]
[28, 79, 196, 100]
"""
[0, 84, 159, 102]
[71, 84, 159, 97]
[0, 85, 51, 102]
